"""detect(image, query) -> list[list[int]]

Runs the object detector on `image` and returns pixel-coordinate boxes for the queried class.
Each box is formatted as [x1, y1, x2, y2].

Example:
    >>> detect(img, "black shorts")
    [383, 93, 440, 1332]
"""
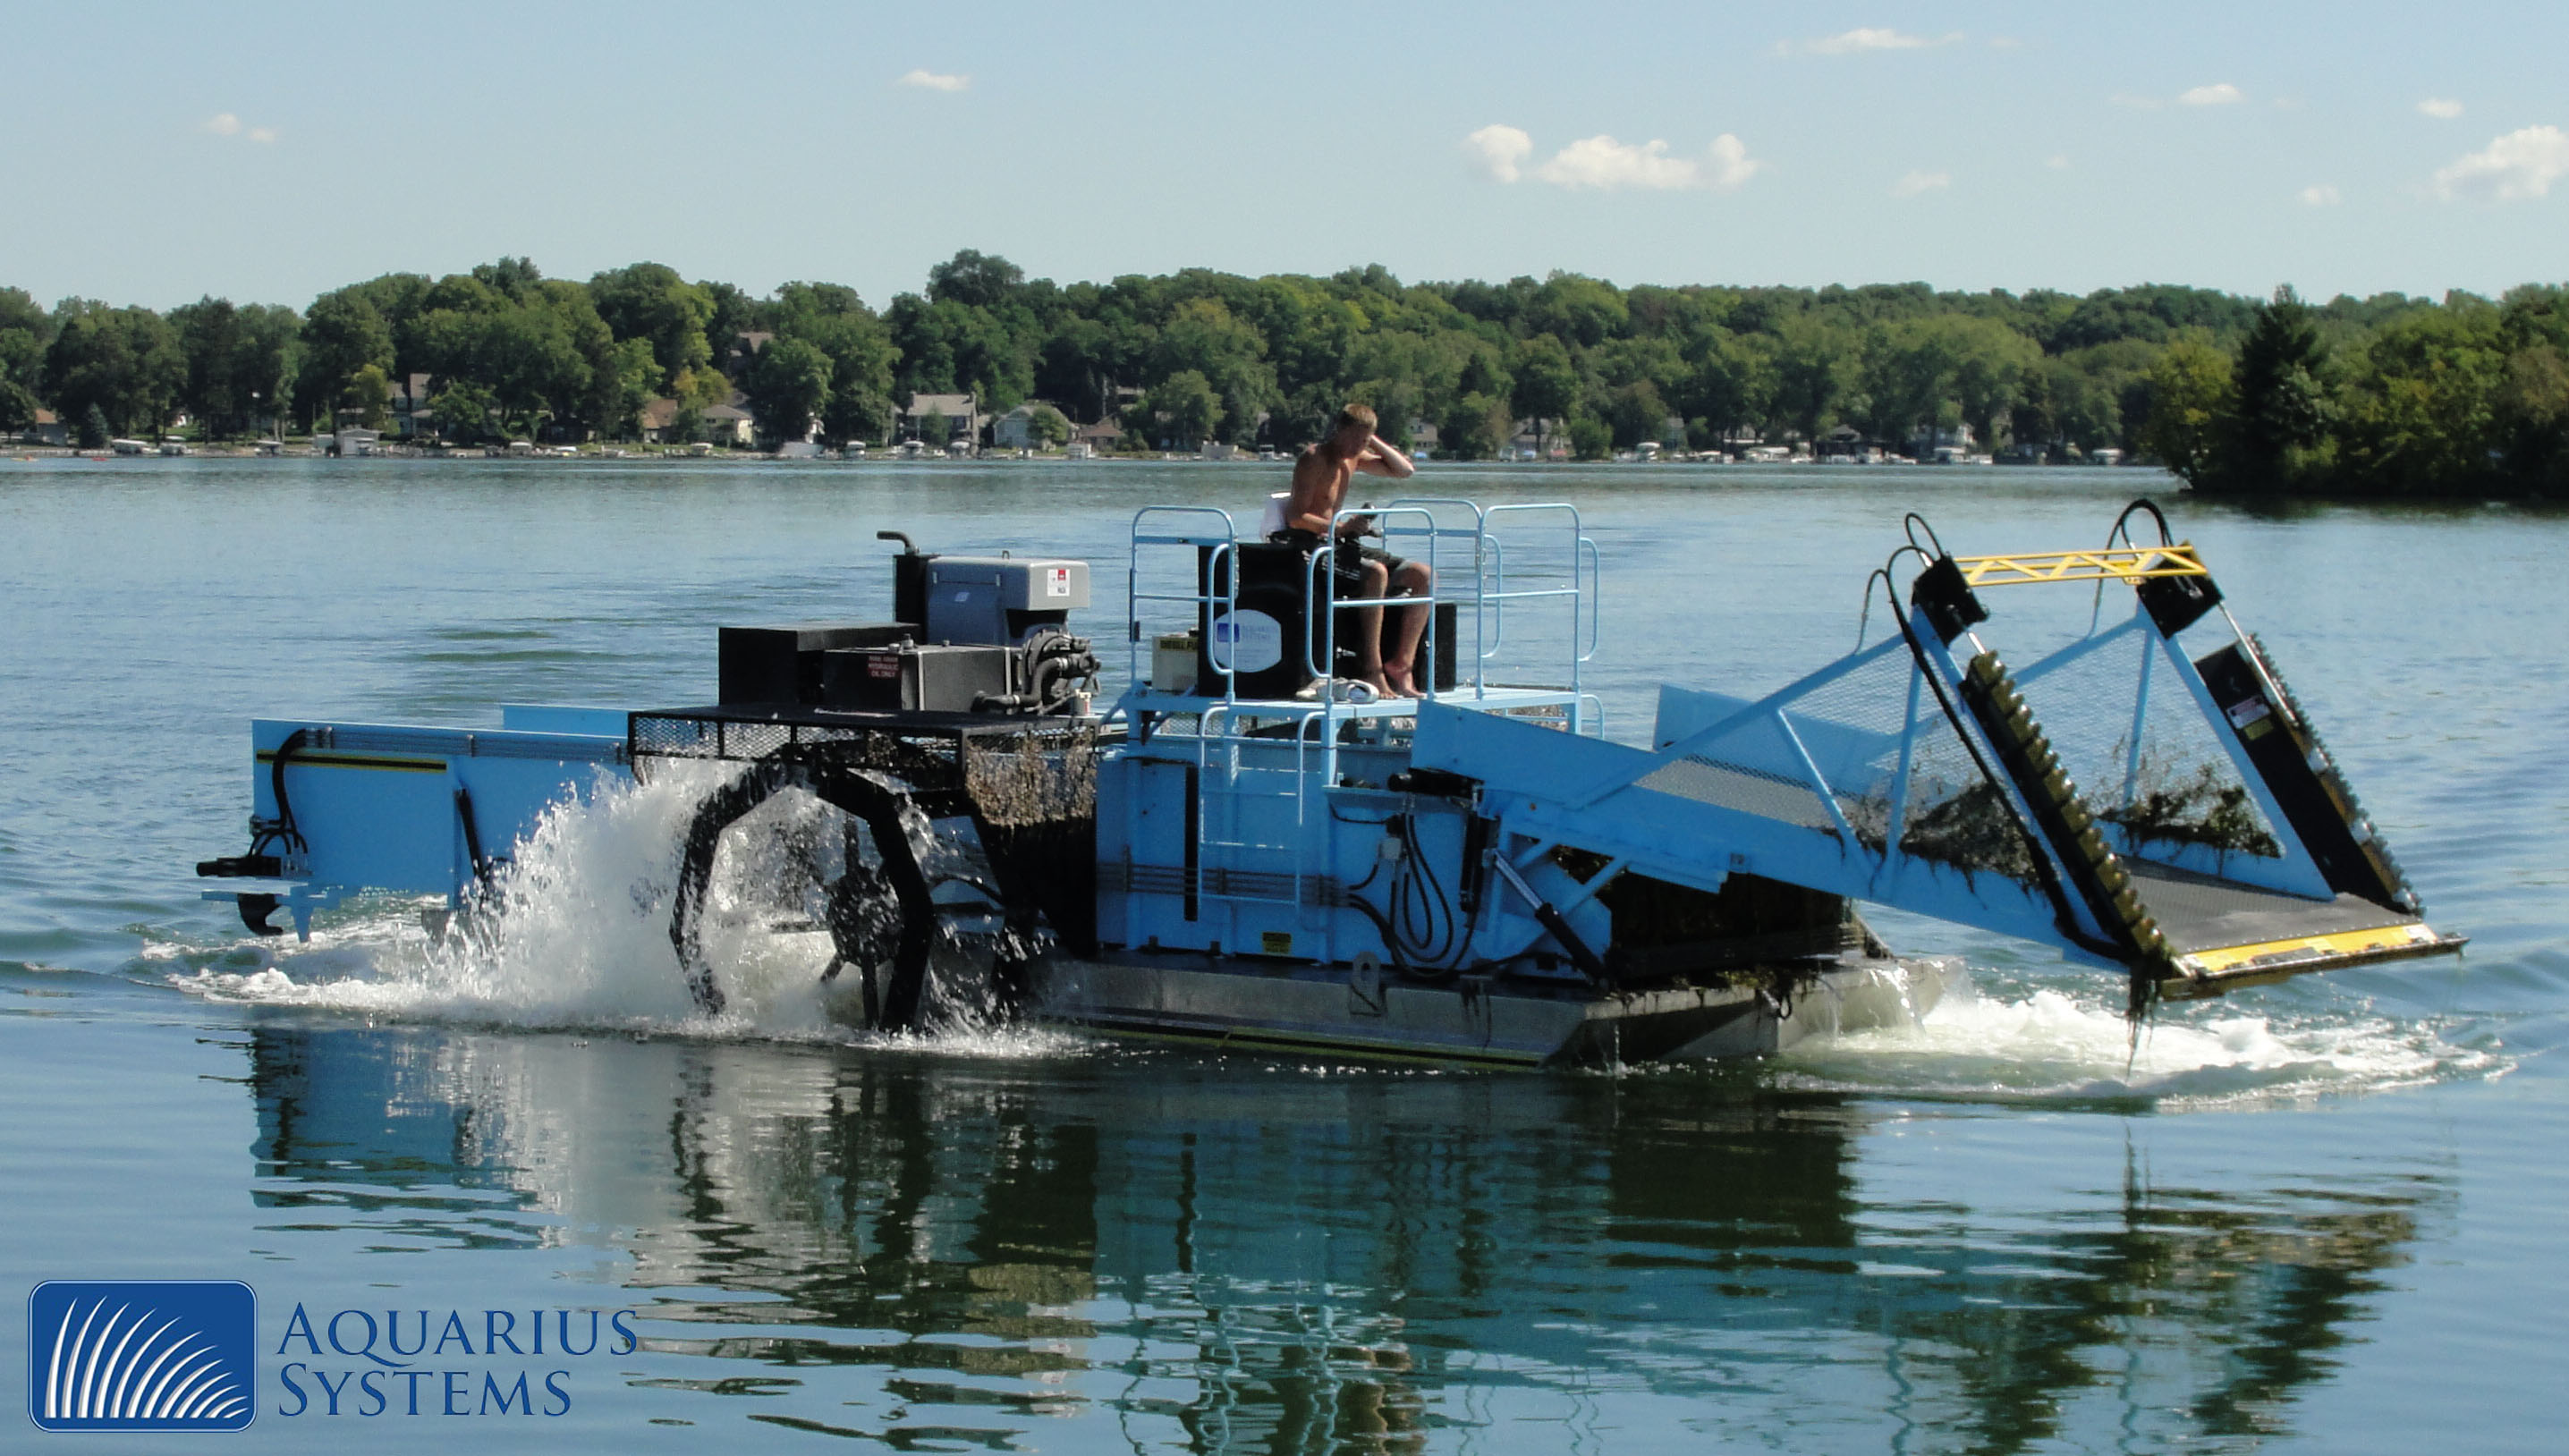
[1271, 529, 1406, 597]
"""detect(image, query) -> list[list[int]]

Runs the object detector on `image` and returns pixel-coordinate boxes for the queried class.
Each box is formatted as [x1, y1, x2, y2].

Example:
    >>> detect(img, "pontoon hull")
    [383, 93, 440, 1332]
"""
[1026, 952, 1957, 1067]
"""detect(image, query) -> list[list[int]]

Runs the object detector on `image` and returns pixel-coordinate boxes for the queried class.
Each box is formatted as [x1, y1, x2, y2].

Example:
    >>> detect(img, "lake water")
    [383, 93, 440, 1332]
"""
[3, 457, 2564, 1453]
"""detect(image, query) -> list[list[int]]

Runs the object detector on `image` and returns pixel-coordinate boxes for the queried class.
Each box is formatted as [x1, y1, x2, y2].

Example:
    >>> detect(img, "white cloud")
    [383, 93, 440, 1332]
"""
[247, 127, 278, 144]
[1800, 27, 1960, 55]
[1528, 133, 1762, 191]
[2433, 124, 2569, 201]
[1891, 169, 1951, 198]
[1463, 123, 1533, 182]
[2299, 184, 2342, 206]
[201, 113, 241, 135]
[2418, 97, 2463, 120]
[1700, 134, 1761, 190]
[897, 69, 969, 92]
[2177, 82, 2243, 106]
[2045, 154, 2072, 170]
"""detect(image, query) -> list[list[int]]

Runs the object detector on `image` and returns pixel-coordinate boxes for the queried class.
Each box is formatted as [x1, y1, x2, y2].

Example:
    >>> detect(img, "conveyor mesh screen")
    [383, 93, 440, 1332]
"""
[2014, 633, 2284, 861]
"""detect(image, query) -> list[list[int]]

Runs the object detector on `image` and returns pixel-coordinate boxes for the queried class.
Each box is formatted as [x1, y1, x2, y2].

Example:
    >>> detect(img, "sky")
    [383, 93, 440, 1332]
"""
[4, 1, 2565, 313]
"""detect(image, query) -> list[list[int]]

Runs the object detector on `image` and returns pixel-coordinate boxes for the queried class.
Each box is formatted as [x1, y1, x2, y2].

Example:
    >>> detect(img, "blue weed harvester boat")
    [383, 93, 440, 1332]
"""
[196, 499, 2462, 1064]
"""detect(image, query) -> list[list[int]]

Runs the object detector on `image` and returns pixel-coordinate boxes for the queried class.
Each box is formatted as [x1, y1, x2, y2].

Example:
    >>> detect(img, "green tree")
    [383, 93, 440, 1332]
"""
[2332, 307, 2505, 495]
[774, 281, 899, 447]
[299, 291, 394, 430]
[2139, 338, 2234, 481]
[1027, 403, 1071, 447]
[2226, 286, 2336, 489]
[1566, 412, 1614, 461]
[471, 255, 544, 301]
[0, 378, 36, 434]
[1139, 368, 1220, 447]
[1854, 318, 1965, 451]
[0, 285, 49, 399]
[172, 297, 243, 437]
[1768, 313, 1853, 444]
[742, 336, 833, 443]
[1607, 379, 1671, 448]
[44, 303, 184, 437]
[344, 363, 391, 429]
[589, 336, 661, 439]
[234, 304, 301, 437]
[1509, 334, 1578, 453]
[587, 262, 715, 390]
[1677, 329, 1775, 447]
[1438, 391, 1512, 460]
[1150, 298, 1275, 445]
[430, 379, 498, 444]
[1525, 273, 1629, 347]
[926, 249, 1026, 309]
[1946, 317, 2041, 450]
[2493, 342, 2569, 494]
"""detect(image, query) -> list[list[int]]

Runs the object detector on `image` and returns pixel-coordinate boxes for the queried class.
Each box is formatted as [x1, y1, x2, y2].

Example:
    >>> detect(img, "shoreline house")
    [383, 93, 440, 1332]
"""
[634, 395, 755, 447]
[390, 373, 437, 439]
[1069, 417, 1122, 456]
[24, 408, 69, 446]
[899, 393, 979, 451]
[1508, 418, 1570, 462]
[638, 397, 683, 444]
[990, 401, 1066, 451]
[704, 398, 755, 447]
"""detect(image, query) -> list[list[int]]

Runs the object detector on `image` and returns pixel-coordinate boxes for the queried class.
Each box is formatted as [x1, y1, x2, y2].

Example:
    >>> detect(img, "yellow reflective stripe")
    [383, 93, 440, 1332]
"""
[253, 751, 449, 774]
[2176, 920, 2438, 975]
[1954, 545, 2208, 587]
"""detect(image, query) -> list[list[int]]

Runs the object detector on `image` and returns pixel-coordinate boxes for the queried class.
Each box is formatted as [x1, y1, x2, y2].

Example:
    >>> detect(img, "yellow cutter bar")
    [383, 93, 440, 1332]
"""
[1954, 545, 2208, 588]
[2162, 921, 2464, 998]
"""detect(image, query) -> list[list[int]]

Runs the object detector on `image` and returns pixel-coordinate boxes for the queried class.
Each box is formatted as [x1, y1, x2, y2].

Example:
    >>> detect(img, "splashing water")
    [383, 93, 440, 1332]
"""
[157, 765, 1079, 1059]
[1772, 972, 2504, 1105]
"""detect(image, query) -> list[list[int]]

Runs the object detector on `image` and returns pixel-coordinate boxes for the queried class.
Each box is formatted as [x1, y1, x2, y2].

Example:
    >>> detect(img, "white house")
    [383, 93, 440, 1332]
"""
[701, 403, 754, 447]
[990, 401, 1065, 451]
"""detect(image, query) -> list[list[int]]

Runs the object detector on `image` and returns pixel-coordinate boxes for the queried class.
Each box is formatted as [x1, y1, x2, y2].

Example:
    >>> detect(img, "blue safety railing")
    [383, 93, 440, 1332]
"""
[1120, 496, 1597, 747]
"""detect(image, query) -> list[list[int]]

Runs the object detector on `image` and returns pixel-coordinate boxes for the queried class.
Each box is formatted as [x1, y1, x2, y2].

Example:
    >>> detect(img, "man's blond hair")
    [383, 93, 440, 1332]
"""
[1334, 402, 1378, 435]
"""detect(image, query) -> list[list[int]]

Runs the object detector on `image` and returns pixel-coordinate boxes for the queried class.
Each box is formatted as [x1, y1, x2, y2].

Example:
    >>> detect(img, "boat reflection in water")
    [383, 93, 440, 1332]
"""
[245, 1023, 2443, 1451]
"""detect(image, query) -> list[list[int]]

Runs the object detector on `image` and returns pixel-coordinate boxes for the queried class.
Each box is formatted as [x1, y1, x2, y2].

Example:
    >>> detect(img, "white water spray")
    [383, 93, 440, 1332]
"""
[162, 766, 1076, 1057]
[1774, 970, 2499, 1105]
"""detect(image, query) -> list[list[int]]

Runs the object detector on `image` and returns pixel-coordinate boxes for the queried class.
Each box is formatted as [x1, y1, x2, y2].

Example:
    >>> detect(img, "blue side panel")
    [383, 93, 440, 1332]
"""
[250, 718, 632, 903]
[1414, 700, 2096, 963]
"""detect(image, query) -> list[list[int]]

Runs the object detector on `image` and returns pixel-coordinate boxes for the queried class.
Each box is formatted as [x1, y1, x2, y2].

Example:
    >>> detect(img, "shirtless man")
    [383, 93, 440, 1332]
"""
[1274, 402, 1425, 697]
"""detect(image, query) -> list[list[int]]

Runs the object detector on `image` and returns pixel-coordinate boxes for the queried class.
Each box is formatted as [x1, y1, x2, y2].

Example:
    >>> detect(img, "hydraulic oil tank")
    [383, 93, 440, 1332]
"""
[719, 622, 915, 705]
[819, 643, 1013, 714]
[921, 557, 1089, 645]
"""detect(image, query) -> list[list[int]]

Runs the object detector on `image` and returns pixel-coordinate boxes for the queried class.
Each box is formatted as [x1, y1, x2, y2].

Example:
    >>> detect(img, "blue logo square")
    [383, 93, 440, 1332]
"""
[29, 1282, 256, 1432]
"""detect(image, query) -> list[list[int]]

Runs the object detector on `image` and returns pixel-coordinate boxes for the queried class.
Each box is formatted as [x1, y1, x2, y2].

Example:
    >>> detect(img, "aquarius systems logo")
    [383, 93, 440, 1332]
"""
[29, 1282, 257, 1433]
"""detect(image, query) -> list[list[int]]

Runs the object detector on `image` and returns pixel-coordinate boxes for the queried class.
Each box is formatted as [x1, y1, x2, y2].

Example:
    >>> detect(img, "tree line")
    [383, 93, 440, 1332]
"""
[2143, 285, 2567, 498]
[0, 252, 2558, 491]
